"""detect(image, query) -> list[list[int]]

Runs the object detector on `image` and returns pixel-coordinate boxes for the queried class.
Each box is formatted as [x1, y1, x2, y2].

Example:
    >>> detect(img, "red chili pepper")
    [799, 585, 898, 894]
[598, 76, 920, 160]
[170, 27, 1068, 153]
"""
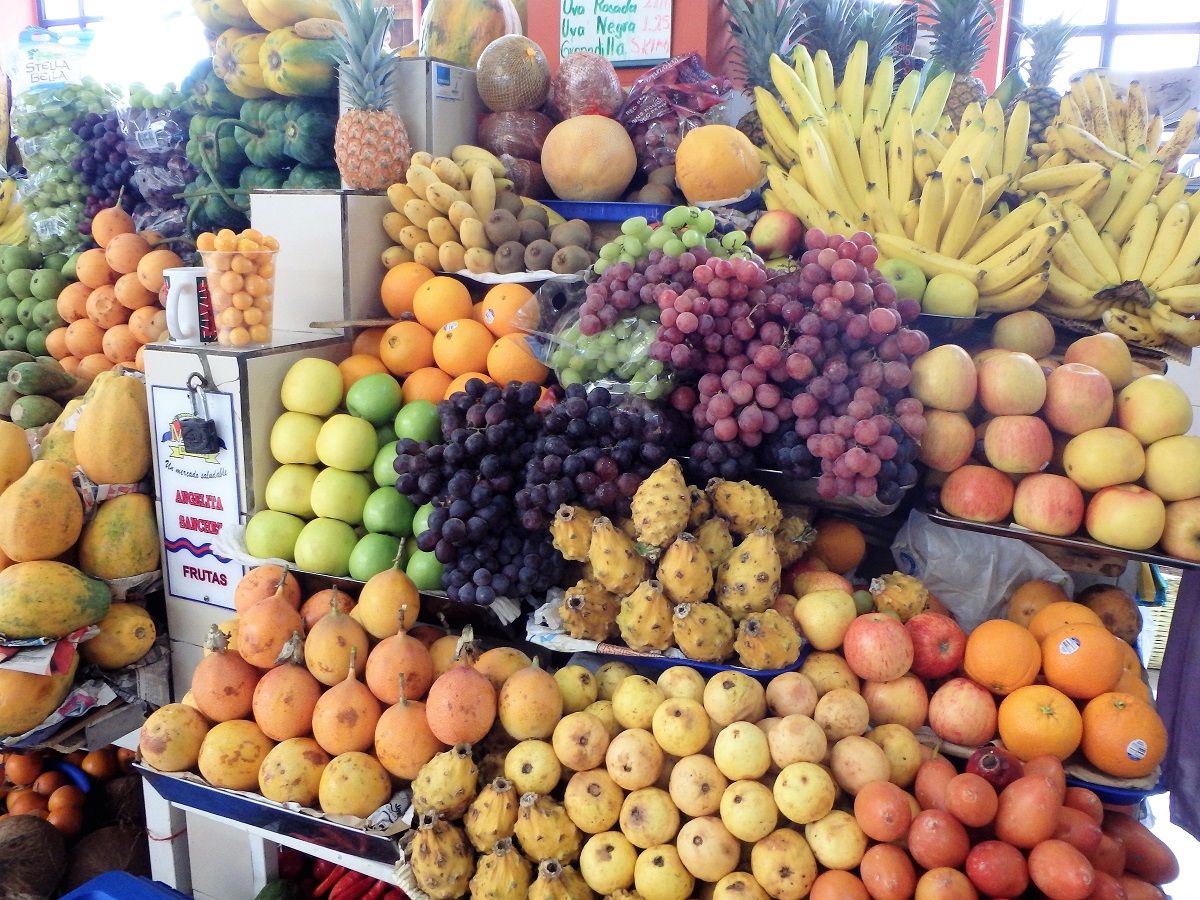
[361, 880, 390, 900]
[313, 864, 348, 898]
[380, 891, 405, 900]
[311, 860, 337, 883]
[329, 870, 373, 900]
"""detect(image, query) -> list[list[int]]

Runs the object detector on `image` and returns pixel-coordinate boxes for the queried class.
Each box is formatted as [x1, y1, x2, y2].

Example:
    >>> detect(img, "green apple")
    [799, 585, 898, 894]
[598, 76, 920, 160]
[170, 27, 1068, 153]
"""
[922, 272, 979, 317]
[316, 413, 378, 472]
[362, 486, 415, 536]
[280, 357, 343, 416]
[412, 501, 435, 538]
[293, 517, 358, 576]
[309, 467, 372, 524]
[406, 548, 444, 591]
[877, 259, 927, 303]
[346, 372, 403, 425]
[373, 441, 399, 489]
[394, 399, 441, 444]
[375, 422, 396, 447]
[244, 509, 306, 561]
[270, 411, 324, 465]
[264, 463, 319, 518]
[348, 533, 402, 582]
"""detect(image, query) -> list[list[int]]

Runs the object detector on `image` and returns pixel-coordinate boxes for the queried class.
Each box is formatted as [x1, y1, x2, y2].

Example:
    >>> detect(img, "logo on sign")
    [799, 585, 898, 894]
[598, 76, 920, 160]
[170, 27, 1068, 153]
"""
[162, 413, 227, 464]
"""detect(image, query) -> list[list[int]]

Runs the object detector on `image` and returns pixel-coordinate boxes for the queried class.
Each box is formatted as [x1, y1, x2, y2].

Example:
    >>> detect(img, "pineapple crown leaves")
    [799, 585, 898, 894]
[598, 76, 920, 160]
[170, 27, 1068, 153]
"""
[725, 0, 806, 95]
[796, 0, 907, 81]
[1013, 15, 1080, 87]
[857, 0, 912, 73]
[918, 0, 996, 74]
[332, 0, 398, 111]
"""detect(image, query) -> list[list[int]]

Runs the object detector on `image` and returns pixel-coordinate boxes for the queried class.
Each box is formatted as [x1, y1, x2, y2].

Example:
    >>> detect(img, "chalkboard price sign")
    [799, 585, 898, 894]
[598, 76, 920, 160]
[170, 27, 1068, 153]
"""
[559, 0, 673, 67]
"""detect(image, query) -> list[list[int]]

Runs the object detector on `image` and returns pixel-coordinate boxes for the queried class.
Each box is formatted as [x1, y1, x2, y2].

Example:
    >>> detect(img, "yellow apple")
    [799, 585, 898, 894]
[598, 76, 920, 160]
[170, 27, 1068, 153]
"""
[1063, 332, 1133, 389]
[1144, 435, 1200, 501]
[1117, 374, 1193, 445]
[976, 352, 1047, 416]
[909, 344, 977, 412]
[917, 409, 976, 472]
[793, 589, 857, 651]
[991, 310, 1056, 358]
[1160, 497, 1200, 562]
[1062, 427, 1145, 492]
[1085, 484, 1166, 551]
[921, 273, 979, 316]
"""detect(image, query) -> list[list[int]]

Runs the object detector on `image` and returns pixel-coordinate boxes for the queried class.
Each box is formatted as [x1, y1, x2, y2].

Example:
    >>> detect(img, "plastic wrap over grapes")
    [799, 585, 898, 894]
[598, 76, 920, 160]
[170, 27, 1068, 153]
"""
[548, 303, 673, 401]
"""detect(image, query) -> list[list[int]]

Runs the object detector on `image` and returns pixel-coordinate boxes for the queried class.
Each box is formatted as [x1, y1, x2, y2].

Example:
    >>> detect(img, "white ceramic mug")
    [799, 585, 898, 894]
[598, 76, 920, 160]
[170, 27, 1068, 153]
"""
[163, 266, 216, 345]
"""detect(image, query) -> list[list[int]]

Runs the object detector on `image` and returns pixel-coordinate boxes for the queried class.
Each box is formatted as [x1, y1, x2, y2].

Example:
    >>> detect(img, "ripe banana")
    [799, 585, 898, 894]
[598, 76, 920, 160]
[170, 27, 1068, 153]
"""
[1004, 101, 1031, 176]
[1060, 169, 1109, 211]
[1060, 198, 1122, 286]
[863, 181, 906, 238]
[838, 40, 868, 138]
[1052, 233, 1109, 291]
[913, 171, 946, 251]
[1156, 175, 1188, 216]
[1103, 306, 1167, 347]
[827, 104, 868, 209]
[1124, 81, 1148, 152]
[981, 174, 1011, 211]
[812, 49, 837, 112]
[1019, 162, 1103, 193]
[1055, 122, 1137, 170]
[978, 225, 1061, 294]
[1140, 200, 1191, 288]
[1056, 94, 1084, 132]
[1104, 160, 1164, 243]
[865, 56, 895, 121]
[978, 268, 1050, 314]
[982, 98, 1006, 177]
[940, 177, 984, 259]
[792, 46, 825, 116]
[1037, 291, 1112, 321]
[1149, 302, 1200, 346]
[1157, 284, 1200, 316]
[450, 145, 506, 178]
[859, 108, 888, 187]
[911, 70, 953, 134]
[940, 155, 974, 222]
[874, 232, 985, 284]
[1082, 71, 1117, 152]
[912, 148, 935, 188]
[913, 128, 947, 168]
[796, 118, 861, 220]
[887, 109, 915, 210]
[754, 87, 800, 166]
[1154, 108, 1199, 177]
[964, 195, 1046, 265]
[1149, 211, 1200, 292]
[1087, 159, 1132, 231]
[769, 55, 825, 126]
[0, 179, 17, 223]
[1043, 264, 1105, 317]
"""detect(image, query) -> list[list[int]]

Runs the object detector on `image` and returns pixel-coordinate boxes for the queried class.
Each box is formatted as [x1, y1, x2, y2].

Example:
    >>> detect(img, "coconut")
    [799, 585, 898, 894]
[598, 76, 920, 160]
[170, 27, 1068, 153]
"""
[476, 35, 552, 113]
[60, 825, 151, 894]
[0, 815, 67, 900]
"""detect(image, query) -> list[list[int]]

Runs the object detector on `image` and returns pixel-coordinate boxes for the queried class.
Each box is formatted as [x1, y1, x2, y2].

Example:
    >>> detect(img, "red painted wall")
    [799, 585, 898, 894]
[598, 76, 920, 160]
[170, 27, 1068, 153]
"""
[0, 0, 38, 57]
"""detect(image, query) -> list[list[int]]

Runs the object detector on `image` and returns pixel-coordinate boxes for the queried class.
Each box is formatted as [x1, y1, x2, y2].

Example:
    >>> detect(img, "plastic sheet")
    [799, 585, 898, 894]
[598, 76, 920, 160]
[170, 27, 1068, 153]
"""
[477, 110, 554, 161]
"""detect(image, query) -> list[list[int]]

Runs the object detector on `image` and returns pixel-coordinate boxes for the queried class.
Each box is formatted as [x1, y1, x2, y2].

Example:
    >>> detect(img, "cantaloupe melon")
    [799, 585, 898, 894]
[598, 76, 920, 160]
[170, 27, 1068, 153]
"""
[540, 116, 637, 203]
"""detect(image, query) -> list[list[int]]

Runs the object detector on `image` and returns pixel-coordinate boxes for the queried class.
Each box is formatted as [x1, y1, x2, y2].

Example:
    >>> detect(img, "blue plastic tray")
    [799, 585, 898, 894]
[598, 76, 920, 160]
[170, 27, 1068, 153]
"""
[541, 200, 673, 223]
[1066, 771, 1168, 806]
[60, 871, 190, 899]
[607, 641, 812, 684]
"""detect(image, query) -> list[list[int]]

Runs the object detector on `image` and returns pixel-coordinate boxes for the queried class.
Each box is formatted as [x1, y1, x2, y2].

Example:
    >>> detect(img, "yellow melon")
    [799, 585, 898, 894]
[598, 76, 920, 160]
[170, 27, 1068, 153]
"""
[540, 115, 637, 202]
[674, 124, 765, 204]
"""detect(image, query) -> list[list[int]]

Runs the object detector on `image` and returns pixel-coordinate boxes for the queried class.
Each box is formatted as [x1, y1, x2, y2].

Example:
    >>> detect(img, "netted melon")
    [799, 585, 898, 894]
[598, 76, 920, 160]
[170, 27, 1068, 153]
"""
[552, 52, 623, 119]
[476, 35, 551, 113]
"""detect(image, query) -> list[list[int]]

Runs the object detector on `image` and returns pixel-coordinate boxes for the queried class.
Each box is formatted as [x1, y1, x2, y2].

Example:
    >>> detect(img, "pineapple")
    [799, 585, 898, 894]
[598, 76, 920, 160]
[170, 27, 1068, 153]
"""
[800, 0, 909, 80]
[921, 0, 996, 126]
[1008, 17, 1079, 143]
[725, 0, 806, 145]
[331, 0, 412, 190]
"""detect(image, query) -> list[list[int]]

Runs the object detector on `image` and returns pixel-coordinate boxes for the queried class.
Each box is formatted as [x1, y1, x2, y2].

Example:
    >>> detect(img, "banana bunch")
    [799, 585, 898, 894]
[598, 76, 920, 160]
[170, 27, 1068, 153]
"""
[0, 181, 29, 247]
[379, 146, 566, 273]
[1040, 71, 1199, 190]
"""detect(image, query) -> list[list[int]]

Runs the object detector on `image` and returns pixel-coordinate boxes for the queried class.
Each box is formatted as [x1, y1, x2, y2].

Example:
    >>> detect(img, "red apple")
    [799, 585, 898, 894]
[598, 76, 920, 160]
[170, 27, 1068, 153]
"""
[1012, 472, 1085, 537]
[918, 409, 977, 472]
[842, 612, 914, 682]
[1160, 497, 1200, 562]
[1064, 332, 1133, 389]
[976, 351, 1047, 416]
[910, 344, 978, 412]
[939, 465, 1015, 524]
[984, 415, 1053, 474]
[1042, 362, 1115, 435]
[965, 745, 1025, 792]
[928, 677, 998, 746]
[749, 209, 806, 258]
[862, 675, 929, 732]
[1085, 483, 1166, 551]
[905, 611, 967, 679]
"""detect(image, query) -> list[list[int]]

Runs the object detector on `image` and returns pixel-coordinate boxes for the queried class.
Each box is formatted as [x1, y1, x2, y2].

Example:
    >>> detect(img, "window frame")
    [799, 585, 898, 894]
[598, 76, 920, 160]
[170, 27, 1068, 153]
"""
[36, 0, 105, 29]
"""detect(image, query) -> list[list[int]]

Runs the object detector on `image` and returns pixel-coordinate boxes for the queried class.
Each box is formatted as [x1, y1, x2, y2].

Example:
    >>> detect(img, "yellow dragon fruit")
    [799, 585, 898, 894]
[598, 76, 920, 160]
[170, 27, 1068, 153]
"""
[588, 517, 646, 596]
[514, 792, 583, 863]
[706, 479, 782, 535]
[412, 743, 479, 819]
[616, 579, 674, 653]
[672, 602, 735, 663]
[656, 532, 713, 605]
[409, 811, 474, 900]
[630, 459, 690, 551]
[559, 578, 619, 641]
[715, 528, 781, 621]
[550, 505, 598, 561]
[695, 516, 735, 570]
[870, 572, 930, 622]
[469, 836, 533, 899]
[734, 609, 803, 670]
[773, 515, 818, 568]
[465, 775, 519, 852]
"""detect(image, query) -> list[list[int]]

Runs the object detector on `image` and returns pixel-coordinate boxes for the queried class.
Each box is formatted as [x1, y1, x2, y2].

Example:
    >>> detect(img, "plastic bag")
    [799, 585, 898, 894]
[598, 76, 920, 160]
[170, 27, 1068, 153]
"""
[478, 110, 554, 161]
[618, 53, 733, 173]
[891, 510, 1074, 634]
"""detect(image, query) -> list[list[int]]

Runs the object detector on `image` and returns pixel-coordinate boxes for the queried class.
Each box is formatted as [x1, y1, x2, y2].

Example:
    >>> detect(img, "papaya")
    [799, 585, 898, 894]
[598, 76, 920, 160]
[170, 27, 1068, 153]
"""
[0, 421, 32, 494]
[80, 602, 157, 670]
[10, 395, 63, 429]
[0, 561, 112, 639]
[78, 493, 161, 580]
[36, 397, 84, 467]
[0, 655, 78, 737]
[75, 372, 151, 485]
[7, 361, 77, 396]
[0, 460, 84, 562]
[259, 27, 337, 98]
[418, 0, 522, 68]
[0, 350, 35, 381]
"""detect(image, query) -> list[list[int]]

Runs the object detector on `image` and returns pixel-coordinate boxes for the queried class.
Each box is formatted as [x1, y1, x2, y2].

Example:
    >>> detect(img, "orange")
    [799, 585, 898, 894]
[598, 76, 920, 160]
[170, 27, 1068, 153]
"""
[44, 327, 70, 360]
[402, 367, 453, 405]
[101, 324, 139, 364]
[352, 326, 387, 357]
[413, 276, 473, 332]
[962, 618, 1041, 695]
[1114, 641, 1152, 703]
[1006, 579, 1071, 627]
[56, 281, 91, 323]
[1040, 622, 1124, 700]
[478, 283, 537, 337]
[133, 345, 145, 372]
[338, 353, 389, 392]
[1028, 601, 1105, 644]
[809, 518, 866, 574]
[997, 684, 1083, 761]
[1081, 692, 1168, 779]
[432, 318, 494, 378]
[486, 333, 549, 385]
[379, 320, 435, 377]
[445, 372, 495, 399]
[128, 306, 167, 344]
[380, 262, 435, 318]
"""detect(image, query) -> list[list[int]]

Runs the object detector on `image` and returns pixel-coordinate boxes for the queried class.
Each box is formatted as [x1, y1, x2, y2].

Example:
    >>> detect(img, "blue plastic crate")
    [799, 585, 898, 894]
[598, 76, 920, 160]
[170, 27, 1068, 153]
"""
[59, 871, 191, 899]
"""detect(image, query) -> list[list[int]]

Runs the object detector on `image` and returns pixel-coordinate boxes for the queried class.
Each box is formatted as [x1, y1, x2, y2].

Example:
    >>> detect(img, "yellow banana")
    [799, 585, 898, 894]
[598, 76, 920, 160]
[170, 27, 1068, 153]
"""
[754, 87, 800, 165]
[936, 126, 957, 149]
[1105, 160, 1165, 243]
[770, 55, 825, 126]
[1060, 198, 1122, 286]
[912, 70, 954, 133]
[1018, 162, 1104, 193]
[863, 180, 906, 237]
[1156, 174, 1188, 215]
[450, 145, 506, 177]
[1003, 101, 1031, 178]
[757, 144, 781, 168]
[882, 69, 922, 142]
[968, 210, 1002, 250]
[1103, 306, 1167, 346]
[978, 268, 1050, 313]
[913, 129, 947, 168]
[1145, 114, 1164, 154]
[0, 180, 16, 224]
[887, 108, 915, 210]
[1087, 159, 1131, 231]
[981, 174, 1011, 211]
[1157, 284, 1200, 316]
[940, 155, 974, 222]
[1141, 200, 1191, 288]
[793, 46, 826, 116]
[865, 56, 895, 121]
[1055, 122, 1137, 170]
[1150, 210, 1200, 291]
[960, 101, 984, 134]
[796, 117, 860, 220]
[812, 49, 837, 112]
[1154, 108, 1199, 175]
[1106, 90, 1127, 157]
[1082, 71, 1117, 150]
[1067, 80, 1094, 134]
[1099, 231, 1122, 267]
[938, 117, 985, 176]
[1190, 187, 1200, 218]
[1062, 170, 1110, 212]
[901, 199, 920, 240]
[964, 195, 1047, 264]
[1037, 291, 1111, 321]
[827, 104, 867, 210]
[1045, 123, 1067, 154]
[912, 147, 935, 188]
[1149, 302, 1200, 346]
[1118, 203, 1161, 283]
[982, 99, 1006, 177]
[1044, 264, 1103, 313]
[766, 166, 822, 226]
[0, 215, 28, 247]
[838, 40, 868, 138]
[1056, 94, 1084, 132]
[1036, 195, 1066, 230]
[978, 225, 1061, 294]
[963, 125, 1001, 179]
[874, 232, 986, 284]
[859, 109, 888, 187]
[940, 176, 984, 258]
[787, 162, 809, 191]
[1052, 233, 1109, 291]
[762, 188, 783, 211]
[1124, 81, 1148, 152]
[1038, 149, 1071, 170]
[914, 171, 947, 251]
